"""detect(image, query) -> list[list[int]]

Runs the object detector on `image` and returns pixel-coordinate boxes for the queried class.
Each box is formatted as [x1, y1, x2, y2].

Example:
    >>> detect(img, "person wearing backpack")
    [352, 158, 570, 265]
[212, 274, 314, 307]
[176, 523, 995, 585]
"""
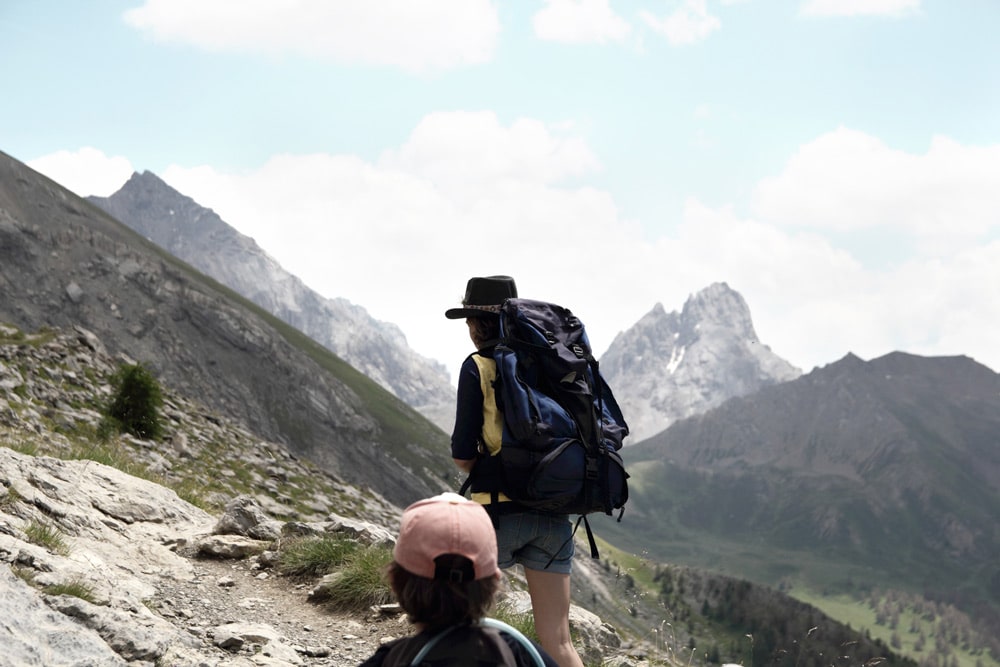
[445, 275, 586, 667]
[358, 492, 555, 666]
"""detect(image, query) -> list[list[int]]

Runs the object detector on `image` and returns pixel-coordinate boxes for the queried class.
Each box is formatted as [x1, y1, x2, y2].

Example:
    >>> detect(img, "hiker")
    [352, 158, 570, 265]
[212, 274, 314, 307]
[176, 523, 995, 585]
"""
[446, 276, 586, 667]
[358, 492, 556, 666]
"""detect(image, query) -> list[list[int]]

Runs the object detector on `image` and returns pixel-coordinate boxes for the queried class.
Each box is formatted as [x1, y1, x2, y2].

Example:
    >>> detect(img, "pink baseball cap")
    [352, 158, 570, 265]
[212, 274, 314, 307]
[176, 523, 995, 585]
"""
[393, 492, 499, 582]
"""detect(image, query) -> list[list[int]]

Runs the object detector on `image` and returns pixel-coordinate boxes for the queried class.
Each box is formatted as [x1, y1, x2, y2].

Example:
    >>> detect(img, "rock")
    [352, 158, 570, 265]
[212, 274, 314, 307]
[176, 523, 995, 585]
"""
[215, 495, 284, 541]
[196, 535, 273, 559]
[0, 567, 127, 667]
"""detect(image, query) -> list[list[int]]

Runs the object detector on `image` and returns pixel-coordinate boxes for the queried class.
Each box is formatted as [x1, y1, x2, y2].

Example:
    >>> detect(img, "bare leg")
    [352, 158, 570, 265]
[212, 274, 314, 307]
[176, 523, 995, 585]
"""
[524, 567, 584, 667]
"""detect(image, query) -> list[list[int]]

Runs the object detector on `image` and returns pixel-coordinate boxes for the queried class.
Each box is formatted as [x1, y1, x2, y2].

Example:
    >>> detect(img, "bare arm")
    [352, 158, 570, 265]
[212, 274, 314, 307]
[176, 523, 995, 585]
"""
[453, 458, 475, 473]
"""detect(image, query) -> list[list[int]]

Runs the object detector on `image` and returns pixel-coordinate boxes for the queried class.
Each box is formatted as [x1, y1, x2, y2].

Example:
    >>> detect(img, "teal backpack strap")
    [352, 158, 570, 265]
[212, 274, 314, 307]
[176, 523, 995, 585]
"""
[479, 617, 546, 667]
[407, 625, 459, 665]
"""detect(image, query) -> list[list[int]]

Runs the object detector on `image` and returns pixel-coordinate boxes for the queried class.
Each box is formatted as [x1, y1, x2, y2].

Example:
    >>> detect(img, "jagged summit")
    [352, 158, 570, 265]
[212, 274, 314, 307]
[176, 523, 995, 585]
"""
[89, 172, 456, 431]
[600, 282, 800, 442]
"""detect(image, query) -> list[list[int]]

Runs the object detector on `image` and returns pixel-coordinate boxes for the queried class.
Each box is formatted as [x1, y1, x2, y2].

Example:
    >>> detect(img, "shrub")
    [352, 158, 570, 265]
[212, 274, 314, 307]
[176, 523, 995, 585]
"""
[106, 363, 163, 440]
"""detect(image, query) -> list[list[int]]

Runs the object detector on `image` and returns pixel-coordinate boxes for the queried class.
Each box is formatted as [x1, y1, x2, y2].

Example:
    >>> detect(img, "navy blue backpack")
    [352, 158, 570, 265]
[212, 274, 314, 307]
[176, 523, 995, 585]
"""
[465, 298, 629, 559]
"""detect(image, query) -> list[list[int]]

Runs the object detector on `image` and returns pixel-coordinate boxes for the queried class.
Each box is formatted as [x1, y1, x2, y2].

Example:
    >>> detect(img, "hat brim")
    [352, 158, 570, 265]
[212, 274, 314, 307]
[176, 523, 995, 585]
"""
[445, 307, 500, 319]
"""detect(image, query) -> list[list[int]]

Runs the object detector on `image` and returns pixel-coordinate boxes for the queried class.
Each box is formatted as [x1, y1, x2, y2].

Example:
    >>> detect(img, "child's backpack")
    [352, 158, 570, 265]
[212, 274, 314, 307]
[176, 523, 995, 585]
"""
[464, 298, 630, 558]
[382, 619, 544, 666]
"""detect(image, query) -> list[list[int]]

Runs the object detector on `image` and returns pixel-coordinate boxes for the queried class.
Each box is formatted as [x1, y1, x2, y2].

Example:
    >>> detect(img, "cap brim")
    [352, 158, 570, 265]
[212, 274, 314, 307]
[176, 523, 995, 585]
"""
[445, 308, 500, 319]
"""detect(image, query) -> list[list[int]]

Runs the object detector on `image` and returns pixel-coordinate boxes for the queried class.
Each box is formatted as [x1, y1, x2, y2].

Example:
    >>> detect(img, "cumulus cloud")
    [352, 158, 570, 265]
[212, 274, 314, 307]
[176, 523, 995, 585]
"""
[30, 116, 1000, 376]
[380, 111, 602, 191]
[800, 0, 921, 18]
[532, 0, 632, 44]
[751, 127, 1000, 252]
[123, 0, 500, 72]
[27, 148, 134, 198]
[640, 0, 721, 46]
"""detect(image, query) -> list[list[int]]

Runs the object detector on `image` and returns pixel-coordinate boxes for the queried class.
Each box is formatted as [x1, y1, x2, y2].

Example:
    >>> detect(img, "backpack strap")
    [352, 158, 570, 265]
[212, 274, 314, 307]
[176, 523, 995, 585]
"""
[479, 618, 546, 667]
[408, 625, 458, 664]
[543, 514, 600, 570]
[386, 624, 518, 666]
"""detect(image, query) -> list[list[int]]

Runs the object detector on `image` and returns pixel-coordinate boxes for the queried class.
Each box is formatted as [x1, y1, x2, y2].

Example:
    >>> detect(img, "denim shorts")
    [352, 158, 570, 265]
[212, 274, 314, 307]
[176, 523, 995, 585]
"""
[495, 510, 574, 575]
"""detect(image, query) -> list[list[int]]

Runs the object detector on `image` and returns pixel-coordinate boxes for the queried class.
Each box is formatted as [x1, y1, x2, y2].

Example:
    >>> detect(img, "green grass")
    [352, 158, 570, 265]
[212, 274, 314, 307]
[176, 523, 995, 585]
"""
[792, 587, 999, 667]
[67, 440, 148, 474]
[4, 437, 39, 456]
[23, 520, 71, 556]
[278, 535, 362, 576]
[1, 484, 23, 511]
[491, 603, 538, 642]
[42, 578, 98, 604]
[318, 544, 394, 611]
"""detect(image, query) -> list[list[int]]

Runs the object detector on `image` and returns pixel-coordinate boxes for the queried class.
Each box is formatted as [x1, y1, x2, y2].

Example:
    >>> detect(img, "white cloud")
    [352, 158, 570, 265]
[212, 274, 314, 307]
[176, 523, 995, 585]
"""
[532, 0, 632, 44]
[123, 0, 500, 73]
[27, 148, 134, 198]
[751, 127, 1000, 253]
[800, 0, 920, 18]
[30, 118, 1000, 377]
[640, 0, 721, 46]
[380, 111, 602, 191]
[157, 116, 625, 379]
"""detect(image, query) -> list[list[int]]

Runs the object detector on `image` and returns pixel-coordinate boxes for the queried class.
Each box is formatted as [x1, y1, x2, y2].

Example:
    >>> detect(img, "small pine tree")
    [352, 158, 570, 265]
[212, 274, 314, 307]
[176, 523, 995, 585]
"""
[106, 363, 163, 440]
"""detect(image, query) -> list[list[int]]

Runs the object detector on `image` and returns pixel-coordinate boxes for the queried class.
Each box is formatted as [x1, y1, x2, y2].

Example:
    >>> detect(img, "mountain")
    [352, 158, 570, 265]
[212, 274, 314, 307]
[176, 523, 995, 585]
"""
[0, 149, 451, 509]
[87, 171, 455, 432]
[600, 282, 801, 442]
[0, 324, 919, 667]
[2, 148, 991, 664]
[603, 351, 1000, 629]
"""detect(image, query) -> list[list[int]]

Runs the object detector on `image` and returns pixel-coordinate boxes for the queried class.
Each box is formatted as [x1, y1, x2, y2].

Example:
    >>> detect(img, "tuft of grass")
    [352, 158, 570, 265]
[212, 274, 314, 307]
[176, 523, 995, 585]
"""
[1, 484, 23, 511]
[67, 440, 146, 475]
[321, 544, 394, 611]
[491, 604, 538, 642]
[278, 535, 363, 577]
[11, 566, 35, 584]
[5, 438, 38, 456]
[168, 478, 214, 511]
[43, 578, 98, 604]
[24, 519, 71, 556]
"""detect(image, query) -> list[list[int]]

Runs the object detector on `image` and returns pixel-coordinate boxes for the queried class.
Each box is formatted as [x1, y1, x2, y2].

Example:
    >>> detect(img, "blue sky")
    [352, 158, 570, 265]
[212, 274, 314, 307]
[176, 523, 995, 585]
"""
[4, 0, 999, 380]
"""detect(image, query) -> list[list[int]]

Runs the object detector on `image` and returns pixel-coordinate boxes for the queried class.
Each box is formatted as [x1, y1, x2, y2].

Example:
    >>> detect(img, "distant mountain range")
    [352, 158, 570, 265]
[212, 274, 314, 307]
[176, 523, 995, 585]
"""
[86, 171, 799, 446]
[4, 148, 997, 648]
[88, 172, 456, 432]
[601, 349, 1000, 628]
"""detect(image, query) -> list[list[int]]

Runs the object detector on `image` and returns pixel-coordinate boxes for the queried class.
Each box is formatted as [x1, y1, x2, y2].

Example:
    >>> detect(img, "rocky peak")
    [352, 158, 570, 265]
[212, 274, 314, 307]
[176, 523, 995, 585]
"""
[88, 173, 456, 432]
[600, 283, 801, 442]
[679, 282, 756, 339]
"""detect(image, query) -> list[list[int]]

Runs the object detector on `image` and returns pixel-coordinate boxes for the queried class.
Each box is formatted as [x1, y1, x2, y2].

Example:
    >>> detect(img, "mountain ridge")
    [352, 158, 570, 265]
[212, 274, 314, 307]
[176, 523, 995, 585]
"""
[88, 170, 456, 432]
[0, 149, 451, 509]
[607, 349, 1000, 631]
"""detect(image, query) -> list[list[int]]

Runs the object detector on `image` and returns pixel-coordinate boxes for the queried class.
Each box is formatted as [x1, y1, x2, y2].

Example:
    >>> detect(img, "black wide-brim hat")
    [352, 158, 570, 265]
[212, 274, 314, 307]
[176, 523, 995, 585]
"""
[444, 275, 518, 319]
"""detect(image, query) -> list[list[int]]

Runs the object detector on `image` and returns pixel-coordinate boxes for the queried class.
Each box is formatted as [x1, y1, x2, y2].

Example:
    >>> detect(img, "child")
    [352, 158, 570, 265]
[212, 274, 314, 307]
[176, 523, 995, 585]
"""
[359, 492, 556, 666]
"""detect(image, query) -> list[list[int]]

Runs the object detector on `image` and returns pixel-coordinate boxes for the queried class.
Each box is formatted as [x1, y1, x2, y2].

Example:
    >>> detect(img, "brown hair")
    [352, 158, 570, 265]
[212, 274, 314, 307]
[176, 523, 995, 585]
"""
[388, 555, 499, 629]
[467, 317, 501, 350]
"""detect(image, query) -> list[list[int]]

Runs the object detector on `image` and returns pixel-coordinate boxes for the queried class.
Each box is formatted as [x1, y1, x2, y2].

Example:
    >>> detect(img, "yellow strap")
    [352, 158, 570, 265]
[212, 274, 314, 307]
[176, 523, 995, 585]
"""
[472, 491, 512, 504]
[471, 355, 503, 456]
